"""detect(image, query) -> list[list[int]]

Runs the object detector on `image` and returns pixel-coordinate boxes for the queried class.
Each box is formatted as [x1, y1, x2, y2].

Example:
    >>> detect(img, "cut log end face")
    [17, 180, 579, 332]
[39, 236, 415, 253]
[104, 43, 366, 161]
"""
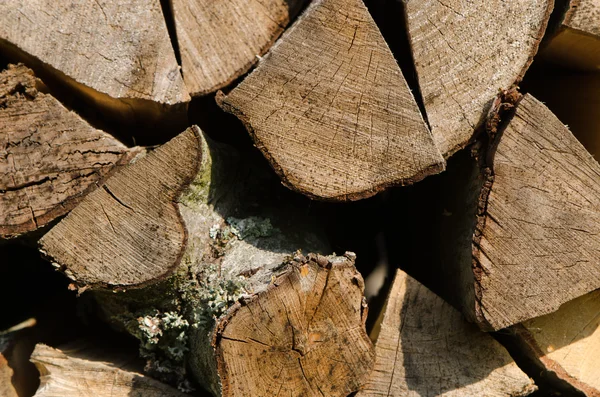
[39, 126, 202, 288]
[174, 0, 306, 96]
[0, 64, 133, 238]
[217, 254, 375, 397]
[219, 0, 444, 201]
[473, 94, 600, 330]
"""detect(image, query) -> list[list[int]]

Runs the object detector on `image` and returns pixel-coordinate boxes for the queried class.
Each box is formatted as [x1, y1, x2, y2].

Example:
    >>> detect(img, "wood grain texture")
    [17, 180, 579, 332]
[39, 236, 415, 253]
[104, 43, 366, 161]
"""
[31, 344, 188, 397]
[0, 64, 138, 238]
[356, 270, 535, 397]
[0, 0, 190, 105]
[219, 0, 444, 201]
[0, 353, 18, 397]
[39, 127, 201, 288]
[516, 290, 600, 396]
[542, 0, 600, 70]
[215, 253, 374, 397]
[474, 94, 600, 330]
[172, 0, 305, 96]
[405, 0, 552, 157]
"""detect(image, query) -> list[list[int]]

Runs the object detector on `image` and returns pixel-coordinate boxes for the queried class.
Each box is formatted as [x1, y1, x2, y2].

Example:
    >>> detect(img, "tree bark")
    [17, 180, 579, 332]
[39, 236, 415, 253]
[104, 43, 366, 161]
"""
[0, 352, 18, 397]
[171, 0, 306, 96]
[218, 0, 444, 201]
[404, 0, 553, 158]
[0, 64, 141, 239]
[31, 343, 189, 397]
[541, 0, 600, 71]
[0, 0, 189, 132]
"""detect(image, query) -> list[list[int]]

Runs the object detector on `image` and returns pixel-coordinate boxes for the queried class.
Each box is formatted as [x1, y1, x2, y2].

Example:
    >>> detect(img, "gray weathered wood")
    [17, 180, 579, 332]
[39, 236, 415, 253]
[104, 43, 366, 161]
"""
[0, 64, 141, 239]
[404, 0, 552, 157]
[219, 0, 444, 201]
[357, 269, 536, 396]
[172, 0, 306, 96]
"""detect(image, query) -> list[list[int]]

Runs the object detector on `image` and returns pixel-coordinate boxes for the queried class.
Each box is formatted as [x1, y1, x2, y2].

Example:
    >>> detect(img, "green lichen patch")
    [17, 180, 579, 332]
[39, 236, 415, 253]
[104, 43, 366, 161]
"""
[226, 216, 276, 240]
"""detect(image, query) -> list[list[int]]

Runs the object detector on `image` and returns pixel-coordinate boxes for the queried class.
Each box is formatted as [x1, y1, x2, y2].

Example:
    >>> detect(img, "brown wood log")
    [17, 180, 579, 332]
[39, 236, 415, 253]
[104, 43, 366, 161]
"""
[542, 0, 600, 70]
[38, 126, 374, 395]
[0, 352, 18, 397]
[509, 289, 600, 396]
[31, 343, 189, 397]
[404, 0, 552, 157]
[0, 64, 142, 239]
[171, 0, 306, 96]
[426, 92, 600, 331]
[357, 269, 536, 397]
[218, 0, 445, 201]
[0, 0, 189, 131]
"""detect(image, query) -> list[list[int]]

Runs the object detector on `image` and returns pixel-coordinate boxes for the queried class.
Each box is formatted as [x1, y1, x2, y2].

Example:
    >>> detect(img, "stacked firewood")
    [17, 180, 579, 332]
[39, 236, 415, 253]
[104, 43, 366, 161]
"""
[1, 0, 599, 396]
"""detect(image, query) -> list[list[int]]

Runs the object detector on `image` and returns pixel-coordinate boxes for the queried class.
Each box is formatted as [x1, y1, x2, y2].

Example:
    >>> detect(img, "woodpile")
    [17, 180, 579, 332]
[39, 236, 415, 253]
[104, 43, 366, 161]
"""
[1, 0, 599, 396]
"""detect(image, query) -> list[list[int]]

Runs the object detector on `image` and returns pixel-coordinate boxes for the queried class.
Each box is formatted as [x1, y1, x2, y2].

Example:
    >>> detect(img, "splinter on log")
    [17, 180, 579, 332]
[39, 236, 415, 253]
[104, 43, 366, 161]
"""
[541, 0, 600, 70]
[218, 0, 444, 201]
[508, 289, 600, 396]
[39, 126, 374, 395]
[0, 64, 141, 239]
[171, 0, 306, 96]
[0, 0, 190, 129]
[403, 0, 552, 157]
[356, 269, 535, 397]
[31, 343, 189, 397]
[432, 93, 600, 331]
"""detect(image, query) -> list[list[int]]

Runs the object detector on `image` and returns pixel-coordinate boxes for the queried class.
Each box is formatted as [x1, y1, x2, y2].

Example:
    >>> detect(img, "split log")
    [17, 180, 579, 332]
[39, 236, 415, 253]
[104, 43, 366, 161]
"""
[31, 343, 188, 397]
[509, 289, 600, 396]
[0, 352, 18, 397]
[404, 0, 552, 157]
[0, 64, 142, 239]
[0, 0, 190, 130]
[218, 0, 444, 201]
[171, 0, 306, 96]
[39, 126, 374, 395]
[357, 269, 536, 397]
[542, 0, 600, 70]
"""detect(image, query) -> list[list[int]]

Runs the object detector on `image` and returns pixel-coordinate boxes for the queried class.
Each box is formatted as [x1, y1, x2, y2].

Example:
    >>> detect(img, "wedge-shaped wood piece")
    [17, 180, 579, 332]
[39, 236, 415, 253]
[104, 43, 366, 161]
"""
[0, 0, 190, 126]
[511, 290, 600, 396]
[39, 127, 200, 287]
[542, 0, 600, 70]
[219, 0, 444, 201]
[0, 64, 140, 239]
[172, 0, 306, 96]
[356, 269, 535, 397]
[0, 353, 18, 397]
[31, 343, 188, 397]
[473, 94, 600, 330]
[405, 0, 552, 157]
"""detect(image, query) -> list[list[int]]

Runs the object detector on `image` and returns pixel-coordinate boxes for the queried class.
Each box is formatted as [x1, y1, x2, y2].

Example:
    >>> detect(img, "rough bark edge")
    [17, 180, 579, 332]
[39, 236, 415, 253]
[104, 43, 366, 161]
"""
[471, 88, 524, 330]
[216, 92, 445, 202]
[39, 126, 203, 291]
[212, 252, 371, 396]
[508, 325, 600, 396]
[186, 1, 308, 97]
[0, 148, 142, 239]
[0, 38, 190, 132]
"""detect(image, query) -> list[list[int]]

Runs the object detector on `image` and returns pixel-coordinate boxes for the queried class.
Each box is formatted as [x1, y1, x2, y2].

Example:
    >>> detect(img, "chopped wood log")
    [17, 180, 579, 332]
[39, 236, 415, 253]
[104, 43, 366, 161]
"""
[218, 0, 444, 201]
[0, 0, 190, 129]
[542, 0, 600, 70]
[171, 0, 306, 96]
[0, 352, 18, 397]
[509, 289, 600, 396]
[39, 126, 375, 395]
[420, 93, 600, 331]
[357, 269, 536, 397]
[31, 343, 189, 397]
[404, 0, 552, 157]
[0, 64, 142, 239]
